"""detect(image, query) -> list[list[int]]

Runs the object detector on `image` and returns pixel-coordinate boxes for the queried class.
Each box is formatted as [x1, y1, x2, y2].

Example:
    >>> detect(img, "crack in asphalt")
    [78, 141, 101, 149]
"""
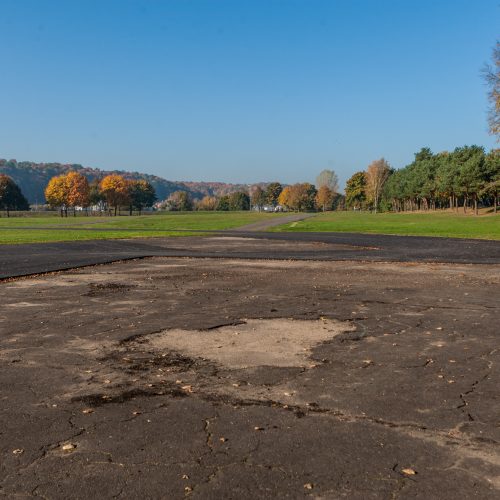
[457, 368, 492, 422]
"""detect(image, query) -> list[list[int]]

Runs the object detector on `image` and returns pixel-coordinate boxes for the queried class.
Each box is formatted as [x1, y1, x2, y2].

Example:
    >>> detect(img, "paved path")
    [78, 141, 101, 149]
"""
[0, 213, 314, 232]
[1, 232, 499, 279]
[229, 212, 314, 231]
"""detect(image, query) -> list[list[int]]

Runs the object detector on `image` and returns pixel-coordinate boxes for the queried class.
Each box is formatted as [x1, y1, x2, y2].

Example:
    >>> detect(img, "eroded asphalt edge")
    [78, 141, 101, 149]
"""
[1, 229, 500, 280]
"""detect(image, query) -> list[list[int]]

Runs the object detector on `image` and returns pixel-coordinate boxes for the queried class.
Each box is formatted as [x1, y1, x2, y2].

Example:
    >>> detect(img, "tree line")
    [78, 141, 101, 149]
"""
[44, 172, 157, 216]
[345, 147, 500, 215]
[157, 172, 342, 213]
[1, 148, 499, 216]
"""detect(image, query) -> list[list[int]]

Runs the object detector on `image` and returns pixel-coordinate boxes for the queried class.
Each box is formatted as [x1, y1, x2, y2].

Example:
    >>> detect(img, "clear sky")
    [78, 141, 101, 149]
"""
[0, 0, 498, 188]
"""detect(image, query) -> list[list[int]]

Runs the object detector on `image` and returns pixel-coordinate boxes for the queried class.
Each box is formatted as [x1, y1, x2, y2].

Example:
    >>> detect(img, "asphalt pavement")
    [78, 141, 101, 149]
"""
[0, 231, 499, 279]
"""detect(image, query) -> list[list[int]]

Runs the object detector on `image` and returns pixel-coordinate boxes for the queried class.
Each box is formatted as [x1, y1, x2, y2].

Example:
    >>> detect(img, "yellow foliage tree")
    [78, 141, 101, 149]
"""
[45, 172, 91, 216]
[365, 158, 390, 213]
[99, 174, 130, 215]
[196, 195, 218, 211]
[278, 186, 292, 208]
[45, 175, 69, 216]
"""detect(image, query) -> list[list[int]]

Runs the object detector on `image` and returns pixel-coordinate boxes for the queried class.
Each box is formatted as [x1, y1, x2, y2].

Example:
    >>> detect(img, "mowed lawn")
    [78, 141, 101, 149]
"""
[0, 211, 286, 244]
[272, 210, 500, 240]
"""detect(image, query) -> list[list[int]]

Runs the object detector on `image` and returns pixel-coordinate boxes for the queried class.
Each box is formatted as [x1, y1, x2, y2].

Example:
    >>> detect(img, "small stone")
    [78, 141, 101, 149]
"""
[254, 426, 264, 431]
[304, 483, 314, 489]
[12, 449, 24, 454]
[82, 408, 94, 414]
[61, 443, 76, 452]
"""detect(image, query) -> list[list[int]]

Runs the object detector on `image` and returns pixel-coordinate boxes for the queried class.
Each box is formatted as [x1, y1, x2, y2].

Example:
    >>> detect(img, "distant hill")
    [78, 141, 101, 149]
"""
[0, 159, 268, 204]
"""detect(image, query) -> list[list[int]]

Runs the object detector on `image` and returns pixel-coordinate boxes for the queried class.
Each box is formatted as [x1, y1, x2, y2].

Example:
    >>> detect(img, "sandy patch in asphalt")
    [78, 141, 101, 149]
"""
[145, 318, 354, 369]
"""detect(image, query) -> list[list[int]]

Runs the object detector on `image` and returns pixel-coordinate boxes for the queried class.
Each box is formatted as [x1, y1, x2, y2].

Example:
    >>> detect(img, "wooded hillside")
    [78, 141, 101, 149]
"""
[0, 159, 264, 204]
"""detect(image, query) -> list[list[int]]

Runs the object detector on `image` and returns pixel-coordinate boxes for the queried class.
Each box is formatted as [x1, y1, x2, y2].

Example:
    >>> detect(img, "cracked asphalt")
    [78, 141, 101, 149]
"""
[1, 241, 499, 499]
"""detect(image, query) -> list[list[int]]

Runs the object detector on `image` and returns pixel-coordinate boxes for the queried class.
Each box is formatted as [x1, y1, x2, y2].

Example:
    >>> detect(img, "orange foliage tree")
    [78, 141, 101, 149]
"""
[66, 172, 90, 216]
[99, 174, 130, 215]
[278, 183, 317, 211]
[315, 185, 334, 211]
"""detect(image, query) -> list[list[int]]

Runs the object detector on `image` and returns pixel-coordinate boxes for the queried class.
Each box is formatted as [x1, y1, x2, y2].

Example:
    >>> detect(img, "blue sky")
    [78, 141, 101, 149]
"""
[0, 0, 498, 188]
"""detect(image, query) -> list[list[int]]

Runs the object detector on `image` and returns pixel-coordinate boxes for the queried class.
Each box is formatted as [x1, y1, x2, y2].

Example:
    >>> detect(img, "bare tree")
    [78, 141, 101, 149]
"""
[315, 169, 339, 193]
[365, 158, 390, 213]
[483, 42, 500, 140]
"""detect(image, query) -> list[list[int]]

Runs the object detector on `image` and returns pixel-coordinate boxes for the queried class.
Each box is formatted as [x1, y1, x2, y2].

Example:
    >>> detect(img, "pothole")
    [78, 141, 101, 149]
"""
[144, 318, 354, 369]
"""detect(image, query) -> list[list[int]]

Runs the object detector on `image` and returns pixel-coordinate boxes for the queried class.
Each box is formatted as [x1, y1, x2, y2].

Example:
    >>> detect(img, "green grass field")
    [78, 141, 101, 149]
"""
[271, 210, 500, 240]
[1, 210, 499, 244]
[0, 211, 286, 244]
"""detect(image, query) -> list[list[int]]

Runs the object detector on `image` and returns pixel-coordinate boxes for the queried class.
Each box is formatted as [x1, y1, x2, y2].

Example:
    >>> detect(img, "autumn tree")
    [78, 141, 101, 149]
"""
[45, 174, 69, 216]
[265, 182, 283, 207]
[165, 190, 192, 211]
[0, 175, 29, 216]
[279, 183, 317, 211]
[315, 185, 334, 211]
[277, 186, 292, 209]
[297, 183, 317, 211]
[250, 186, 266, 211]
[345, 171, 366, 209]
[366, 158, 391, 213]
[99, 175, 130, 215]
[196, 196, 218, 211]
[316, 169, 339, 193]
[483, 41, 500, 140]
[128, 180, 156, 214]
[66, 172, 90, 216]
